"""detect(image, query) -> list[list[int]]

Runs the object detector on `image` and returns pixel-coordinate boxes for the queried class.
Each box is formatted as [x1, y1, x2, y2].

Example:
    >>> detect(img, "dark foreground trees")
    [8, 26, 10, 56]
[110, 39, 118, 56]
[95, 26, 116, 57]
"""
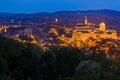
[0, 36, 120, 80]
[0, 36, 41, 80]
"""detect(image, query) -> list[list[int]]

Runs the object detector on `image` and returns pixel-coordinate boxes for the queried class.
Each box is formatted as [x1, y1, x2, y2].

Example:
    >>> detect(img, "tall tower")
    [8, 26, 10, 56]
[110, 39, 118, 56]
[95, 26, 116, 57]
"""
[4, 26, 7, 32]
[84, 16, 88, 25]
[55, 18, 58, 23]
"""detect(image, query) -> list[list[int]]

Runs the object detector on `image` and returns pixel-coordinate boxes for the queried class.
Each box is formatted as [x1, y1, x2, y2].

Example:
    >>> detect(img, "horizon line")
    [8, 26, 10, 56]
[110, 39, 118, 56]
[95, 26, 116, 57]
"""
[0, 9, 120, 14]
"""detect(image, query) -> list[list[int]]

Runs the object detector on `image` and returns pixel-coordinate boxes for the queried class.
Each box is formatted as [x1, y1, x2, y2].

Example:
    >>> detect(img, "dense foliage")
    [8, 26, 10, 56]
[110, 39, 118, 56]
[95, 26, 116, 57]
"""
[0, 36, 120, 80]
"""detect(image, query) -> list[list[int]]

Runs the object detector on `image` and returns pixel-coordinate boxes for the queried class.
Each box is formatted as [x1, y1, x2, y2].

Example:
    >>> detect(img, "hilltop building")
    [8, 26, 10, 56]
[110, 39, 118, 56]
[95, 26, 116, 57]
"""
[72, 18, 117, 42]
[58, 16, 118, 48]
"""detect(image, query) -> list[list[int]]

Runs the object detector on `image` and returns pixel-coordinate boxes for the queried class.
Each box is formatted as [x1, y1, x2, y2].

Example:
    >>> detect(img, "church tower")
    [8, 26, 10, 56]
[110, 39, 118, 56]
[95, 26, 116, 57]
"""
[55, 18, 58, 23]
[84, 16, 88, 25]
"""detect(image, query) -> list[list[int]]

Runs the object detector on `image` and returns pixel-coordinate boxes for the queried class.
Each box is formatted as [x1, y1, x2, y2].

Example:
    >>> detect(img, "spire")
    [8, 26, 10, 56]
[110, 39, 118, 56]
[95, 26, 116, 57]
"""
[84, 16, 88, 25]
[55, 18, 58, 23]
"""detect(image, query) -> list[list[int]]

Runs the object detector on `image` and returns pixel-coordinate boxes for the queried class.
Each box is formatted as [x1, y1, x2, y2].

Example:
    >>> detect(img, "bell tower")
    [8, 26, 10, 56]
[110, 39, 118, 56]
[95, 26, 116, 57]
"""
[85, 16, 88, 25]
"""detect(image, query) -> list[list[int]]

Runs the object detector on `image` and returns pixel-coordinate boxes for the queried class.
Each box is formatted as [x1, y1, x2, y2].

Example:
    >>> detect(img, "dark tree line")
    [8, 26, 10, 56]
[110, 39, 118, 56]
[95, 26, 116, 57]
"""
[0, 35, 120, 80]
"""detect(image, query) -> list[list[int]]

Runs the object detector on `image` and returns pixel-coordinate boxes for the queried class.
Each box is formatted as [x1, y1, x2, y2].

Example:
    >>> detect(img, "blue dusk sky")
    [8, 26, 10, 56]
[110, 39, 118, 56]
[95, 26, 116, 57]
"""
[0, 0, 120, 13]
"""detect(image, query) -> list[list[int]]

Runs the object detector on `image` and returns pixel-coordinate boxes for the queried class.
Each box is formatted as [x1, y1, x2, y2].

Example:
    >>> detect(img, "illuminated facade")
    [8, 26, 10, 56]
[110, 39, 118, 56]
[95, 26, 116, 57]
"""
[58, 17, 118, 48]
[72, 21, 117, 42]
[0, 26, 9, 33]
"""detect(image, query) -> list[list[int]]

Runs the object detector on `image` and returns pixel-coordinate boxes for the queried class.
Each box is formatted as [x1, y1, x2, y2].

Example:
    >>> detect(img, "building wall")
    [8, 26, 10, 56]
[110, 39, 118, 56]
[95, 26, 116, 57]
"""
[72, 23, 118, 41]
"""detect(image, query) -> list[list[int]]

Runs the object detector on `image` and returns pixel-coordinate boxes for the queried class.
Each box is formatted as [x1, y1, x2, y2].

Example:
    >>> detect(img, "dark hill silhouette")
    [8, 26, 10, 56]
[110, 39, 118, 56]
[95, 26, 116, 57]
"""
[0, 9, 120, 34]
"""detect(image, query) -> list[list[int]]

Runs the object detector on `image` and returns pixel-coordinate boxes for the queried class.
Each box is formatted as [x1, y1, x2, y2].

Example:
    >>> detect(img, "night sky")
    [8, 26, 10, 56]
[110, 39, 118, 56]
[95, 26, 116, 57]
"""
[0, 0, 120, 13]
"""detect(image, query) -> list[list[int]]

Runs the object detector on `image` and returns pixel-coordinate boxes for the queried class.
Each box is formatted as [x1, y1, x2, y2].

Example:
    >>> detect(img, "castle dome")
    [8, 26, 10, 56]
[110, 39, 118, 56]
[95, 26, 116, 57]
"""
[100, 22, 106, 31]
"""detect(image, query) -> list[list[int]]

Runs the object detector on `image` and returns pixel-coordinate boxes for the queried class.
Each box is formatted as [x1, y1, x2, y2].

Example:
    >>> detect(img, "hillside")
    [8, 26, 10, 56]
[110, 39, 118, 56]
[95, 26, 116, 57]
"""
[0, 9, 120, 25]
[0, 9, 120, 33]
[0, 35, 120, 80]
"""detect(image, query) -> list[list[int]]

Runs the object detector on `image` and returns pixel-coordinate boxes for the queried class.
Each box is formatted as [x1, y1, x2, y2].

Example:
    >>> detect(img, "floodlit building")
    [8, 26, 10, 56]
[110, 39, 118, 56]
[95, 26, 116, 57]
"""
[72, 18, 117, 42]
[58, 17, 118, 48]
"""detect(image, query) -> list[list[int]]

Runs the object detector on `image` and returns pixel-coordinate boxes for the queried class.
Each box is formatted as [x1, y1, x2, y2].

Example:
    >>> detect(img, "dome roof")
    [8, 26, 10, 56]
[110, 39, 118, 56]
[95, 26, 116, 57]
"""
[100, 22, 105, 26]
[100, 22, 106, 30]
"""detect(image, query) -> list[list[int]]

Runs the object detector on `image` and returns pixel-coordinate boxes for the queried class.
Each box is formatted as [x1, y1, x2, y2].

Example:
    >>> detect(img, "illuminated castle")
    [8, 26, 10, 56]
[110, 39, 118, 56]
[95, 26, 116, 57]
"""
[72, 17, 117, 41]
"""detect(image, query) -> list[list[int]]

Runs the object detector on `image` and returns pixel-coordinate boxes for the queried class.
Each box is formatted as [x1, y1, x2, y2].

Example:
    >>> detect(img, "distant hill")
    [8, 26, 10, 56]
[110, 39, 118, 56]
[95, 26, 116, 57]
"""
[0, 9, 120, 24]
[0, 9, 120, 34]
